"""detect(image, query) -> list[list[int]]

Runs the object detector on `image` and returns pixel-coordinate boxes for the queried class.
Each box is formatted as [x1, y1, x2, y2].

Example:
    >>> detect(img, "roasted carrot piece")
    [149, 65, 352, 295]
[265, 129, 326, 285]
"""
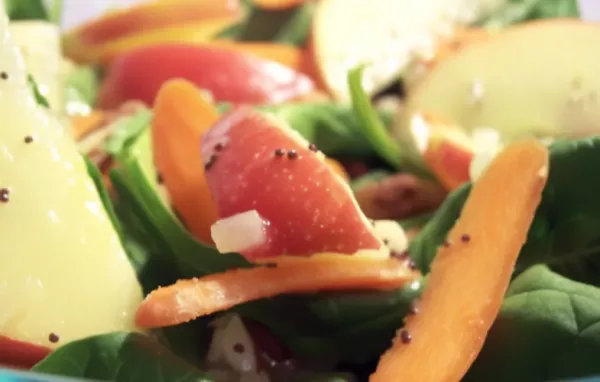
[252, 0, 308, 10]
[152, 79, 220, 243]
[136, 253, 419, 328]
[371, 140, 548, 382]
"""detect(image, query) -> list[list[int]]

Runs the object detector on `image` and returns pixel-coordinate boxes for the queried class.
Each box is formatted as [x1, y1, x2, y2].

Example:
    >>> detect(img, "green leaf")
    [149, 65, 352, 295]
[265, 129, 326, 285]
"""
[64, 65, 99, 107]
[28, 74, 50, 108]
[32, 332, 214, 382]
[478, 0, 579, 29]
[347, 66, 402, 168]
[259, 102, 392, 158]
[105, 109, 153, 158]
[219, 3, 314, 46]
[465, 265, 600, 382]
[410, 136, 600, 273]
[4, 0, 48, 21]
[83, 156, 123, 239]
[409, 184, 471, 272]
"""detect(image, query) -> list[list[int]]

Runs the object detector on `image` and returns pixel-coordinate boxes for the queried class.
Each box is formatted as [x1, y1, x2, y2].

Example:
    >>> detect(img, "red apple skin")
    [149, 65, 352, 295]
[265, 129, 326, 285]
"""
[200, 106, 381, 259]
[97, 44, 315, 109]
[0, 335, 51, 370]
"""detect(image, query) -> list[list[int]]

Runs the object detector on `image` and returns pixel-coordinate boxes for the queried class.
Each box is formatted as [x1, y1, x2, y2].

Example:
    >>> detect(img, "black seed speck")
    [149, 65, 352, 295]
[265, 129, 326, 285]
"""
[461, 234, 471, 243]
[0, 188, 9, 203]
[0, 72, 8, 80]
[400, 330, 412, 344]
[156, 173, 164, 184]
[274, 148, 286, 157]
[233, 343, 245, 353]
[408, 300, 419, 315]
[48, 333, 60, 343]
[287, 150, 298, 159]
[308, 143, 318, 152]
[24, 135, 34, 144]
[383, 238, 390, 245]
[214, 142, 225, 151]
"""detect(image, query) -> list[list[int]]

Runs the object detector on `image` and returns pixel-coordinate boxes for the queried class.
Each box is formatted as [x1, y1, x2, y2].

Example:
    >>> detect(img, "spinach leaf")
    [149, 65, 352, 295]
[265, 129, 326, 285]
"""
[478, 0, 579, 29]
[347, 66, 402, 168]
[104, 109, 153, 158]
[409, 184, 470, 272]
[4, 0, 48, 21]
[219, 101, 393, 158]
[33, 332, 214, 382]
[84, 156, 123, 239]
[260, 102, 390, 157]
[218, 2, 314, 46]
[64, 65, 99, 108]
[410, 136, 600, 272]
[28, 74, 50, 108]
[465, 265, 600, 382]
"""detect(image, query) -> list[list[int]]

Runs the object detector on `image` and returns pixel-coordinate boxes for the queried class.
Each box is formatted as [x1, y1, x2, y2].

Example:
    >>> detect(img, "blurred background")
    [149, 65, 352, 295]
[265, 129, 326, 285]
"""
[62, 0, 600, 29]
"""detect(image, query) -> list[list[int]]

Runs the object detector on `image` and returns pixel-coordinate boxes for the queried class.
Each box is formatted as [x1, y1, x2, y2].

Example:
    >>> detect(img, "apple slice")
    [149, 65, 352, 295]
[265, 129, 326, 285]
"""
[201, 106, 384, 259]
[0, 2, 142, 366]
[312, 0, 506, 101]
[396, 20, 600, 151]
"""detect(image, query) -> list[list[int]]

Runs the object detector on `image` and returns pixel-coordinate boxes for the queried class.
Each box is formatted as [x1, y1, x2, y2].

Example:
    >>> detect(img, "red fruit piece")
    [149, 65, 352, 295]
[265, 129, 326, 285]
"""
[97, 44, 315, 109]
[201, 107, 381, 259]
[0, 335, 51, 369]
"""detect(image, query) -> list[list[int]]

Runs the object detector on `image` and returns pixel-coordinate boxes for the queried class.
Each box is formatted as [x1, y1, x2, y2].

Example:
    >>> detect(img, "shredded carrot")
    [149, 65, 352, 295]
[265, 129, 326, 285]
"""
[152, 79, 220, 244]
[371, 140, 548, 382]
[136, 253, 419, 328]
[252, 0, 308, 10]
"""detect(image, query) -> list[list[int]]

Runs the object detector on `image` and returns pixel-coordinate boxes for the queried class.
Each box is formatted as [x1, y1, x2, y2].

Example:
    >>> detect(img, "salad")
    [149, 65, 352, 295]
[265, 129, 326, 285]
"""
[1, 0, 599, 381]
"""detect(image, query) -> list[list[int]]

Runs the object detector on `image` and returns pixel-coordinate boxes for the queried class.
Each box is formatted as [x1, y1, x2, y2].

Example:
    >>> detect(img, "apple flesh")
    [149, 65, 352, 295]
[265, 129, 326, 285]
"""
[396, 20, 600, 155]
[311, 0, 506, 101]
[0, 1, 143, 368]
[97, 44, 315, 109]
[62, 0, 242, 65]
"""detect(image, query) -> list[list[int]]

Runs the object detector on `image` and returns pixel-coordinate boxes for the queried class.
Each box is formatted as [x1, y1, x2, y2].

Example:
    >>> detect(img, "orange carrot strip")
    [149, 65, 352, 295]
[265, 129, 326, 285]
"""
[152, 79, 220, 244]
[136, 253, 419, 328]
[371, 140, 548, 382]
[252, 0, 308, 11]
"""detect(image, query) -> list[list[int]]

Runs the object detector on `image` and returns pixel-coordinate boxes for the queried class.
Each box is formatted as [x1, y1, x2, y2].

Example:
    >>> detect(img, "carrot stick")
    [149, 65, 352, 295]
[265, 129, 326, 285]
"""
[371, 140, 548, 382]
[152, 79, 220, 244]
[252, 0, 308, 11]
[136, 253, 419, 328]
